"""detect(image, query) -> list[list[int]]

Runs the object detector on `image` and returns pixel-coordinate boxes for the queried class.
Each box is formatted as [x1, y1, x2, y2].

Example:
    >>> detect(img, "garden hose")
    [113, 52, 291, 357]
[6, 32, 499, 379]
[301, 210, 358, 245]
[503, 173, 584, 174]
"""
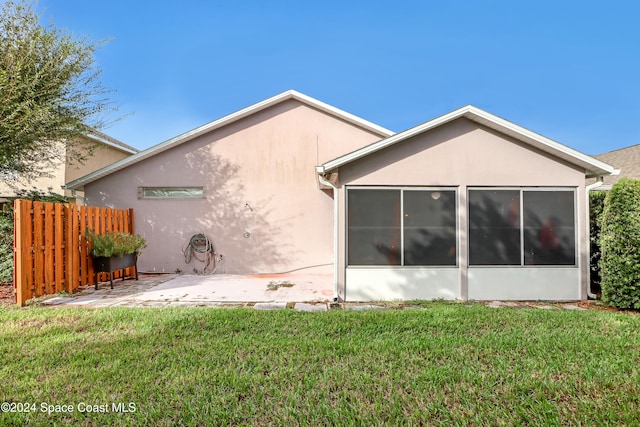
[183, 233, 217, 274]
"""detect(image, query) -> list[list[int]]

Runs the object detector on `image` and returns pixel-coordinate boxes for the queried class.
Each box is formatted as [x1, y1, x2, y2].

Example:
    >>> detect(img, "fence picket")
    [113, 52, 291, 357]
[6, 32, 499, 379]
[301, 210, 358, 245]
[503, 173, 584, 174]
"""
[44, 203, 55, 293]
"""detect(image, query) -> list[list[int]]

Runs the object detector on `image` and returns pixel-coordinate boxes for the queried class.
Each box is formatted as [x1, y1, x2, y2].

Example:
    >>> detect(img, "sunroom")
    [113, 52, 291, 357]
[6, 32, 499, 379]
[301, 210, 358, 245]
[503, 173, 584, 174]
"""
[317, 105, 615, 301]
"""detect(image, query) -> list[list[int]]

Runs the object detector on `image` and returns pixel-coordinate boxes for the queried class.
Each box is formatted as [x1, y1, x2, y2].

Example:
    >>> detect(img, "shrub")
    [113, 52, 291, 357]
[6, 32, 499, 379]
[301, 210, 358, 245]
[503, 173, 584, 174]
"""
[0, 211, 14, 283]
[87, 229, 146, 257]
[600, 178, 640, 308]
[589, 191, 607, 294]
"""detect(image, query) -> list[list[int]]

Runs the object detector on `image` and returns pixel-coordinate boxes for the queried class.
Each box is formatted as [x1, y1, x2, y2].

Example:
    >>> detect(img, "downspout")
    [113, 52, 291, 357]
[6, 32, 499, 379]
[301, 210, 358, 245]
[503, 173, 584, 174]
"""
[64, 187, 87, 206]
[317, 172, 340, 302]
[585, 179, 604, 299]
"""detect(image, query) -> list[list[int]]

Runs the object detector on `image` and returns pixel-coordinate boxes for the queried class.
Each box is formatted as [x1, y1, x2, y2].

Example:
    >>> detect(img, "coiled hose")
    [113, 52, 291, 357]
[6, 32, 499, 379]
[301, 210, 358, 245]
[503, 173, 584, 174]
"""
[183, 233, 217, 274]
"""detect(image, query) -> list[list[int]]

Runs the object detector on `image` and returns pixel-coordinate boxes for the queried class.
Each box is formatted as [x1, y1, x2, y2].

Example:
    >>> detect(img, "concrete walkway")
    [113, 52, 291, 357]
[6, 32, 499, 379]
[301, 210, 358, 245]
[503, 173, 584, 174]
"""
[39, 273, 595, 312]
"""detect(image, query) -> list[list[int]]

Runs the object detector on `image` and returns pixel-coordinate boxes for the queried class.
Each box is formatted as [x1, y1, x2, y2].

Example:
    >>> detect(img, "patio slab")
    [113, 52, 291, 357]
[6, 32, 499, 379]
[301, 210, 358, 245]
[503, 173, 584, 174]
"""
[39, 273, 333, 307]
[294, 303, 328, 312]
[132, 273, 333, 304]
[254, 302, 288, 310]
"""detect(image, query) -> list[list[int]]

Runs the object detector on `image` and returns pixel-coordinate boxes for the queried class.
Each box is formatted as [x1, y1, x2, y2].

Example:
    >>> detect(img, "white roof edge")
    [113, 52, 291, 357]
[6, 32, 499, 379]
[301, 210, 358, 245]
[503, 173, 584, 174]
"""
[85, 132, 138, 154]
[288, 90, 394, 137]
[66, 90, 393, 190]
[321, 105, 616, 177]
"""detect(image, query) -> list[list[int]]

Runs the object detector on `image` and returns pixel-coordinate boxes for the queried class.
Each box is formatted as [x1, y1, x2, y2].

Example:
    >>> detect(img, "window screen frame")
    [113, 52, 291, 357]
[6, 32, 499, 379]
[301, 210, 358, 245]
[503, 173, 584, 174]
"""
[467, 187, 578, 268]
[346, 186, 459, 268]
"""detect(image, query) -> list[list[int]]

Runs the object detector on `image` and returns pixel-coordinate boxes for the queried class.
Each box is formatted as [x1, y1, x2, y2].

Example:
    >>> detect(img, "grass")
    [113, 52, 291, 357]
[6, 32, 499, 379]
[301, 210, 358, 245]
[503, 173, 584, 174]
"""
[0, 303, 639, 426]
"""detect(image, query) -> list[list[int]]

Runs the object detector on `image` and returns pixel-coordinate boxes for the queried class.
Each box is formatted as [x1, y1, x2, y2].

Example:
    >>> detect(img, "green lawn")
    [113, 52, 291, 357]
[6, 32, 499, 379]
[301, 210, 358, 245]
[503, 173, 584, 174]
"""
[1, 303, 639, 426]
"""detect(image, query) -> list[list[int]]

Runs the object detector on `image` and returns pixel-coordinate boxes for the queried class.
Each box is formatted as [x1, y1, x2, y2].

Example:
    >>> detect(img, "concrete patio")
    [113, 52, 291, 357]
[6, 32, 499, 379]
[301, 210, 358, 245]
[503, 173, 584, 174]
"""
[41, 273, 334, 308]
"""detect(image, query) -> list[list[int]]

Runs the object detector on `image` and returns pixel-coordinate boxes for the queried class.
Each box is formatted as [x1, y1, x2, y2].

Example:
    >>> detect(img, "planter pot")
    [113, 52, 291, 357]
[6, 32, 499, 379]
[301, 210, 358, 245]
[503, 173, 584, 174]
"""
[92, 253, 138, 290]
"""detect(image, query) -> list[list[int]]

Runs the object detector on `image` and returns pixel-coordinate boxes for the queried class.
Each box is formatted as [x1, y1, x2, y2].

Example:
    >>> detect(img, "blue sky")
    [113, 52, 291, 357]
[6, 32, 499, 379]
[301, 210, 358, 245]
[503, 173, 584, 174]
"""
[36, 0, 640, 155]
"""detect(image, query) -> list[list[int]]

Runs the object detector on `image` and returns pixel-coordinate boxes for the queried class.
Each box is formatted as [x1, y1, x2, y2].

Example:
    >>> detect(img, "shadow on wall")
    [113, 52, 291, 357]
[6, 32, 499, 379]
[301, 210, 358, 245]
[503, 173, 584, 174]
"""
[134, 151, 293, 274]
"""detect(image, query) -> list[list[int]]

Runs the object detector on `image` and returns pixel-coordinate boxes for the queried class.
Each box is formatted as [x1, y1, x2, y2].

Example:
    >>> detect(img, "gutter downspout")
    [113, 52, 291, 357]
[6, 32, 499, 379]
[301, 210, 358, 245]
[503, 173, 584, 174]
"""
[64, 187, 87, 206]
[586, 179, 604, 299]
[317, 172, 340, 302]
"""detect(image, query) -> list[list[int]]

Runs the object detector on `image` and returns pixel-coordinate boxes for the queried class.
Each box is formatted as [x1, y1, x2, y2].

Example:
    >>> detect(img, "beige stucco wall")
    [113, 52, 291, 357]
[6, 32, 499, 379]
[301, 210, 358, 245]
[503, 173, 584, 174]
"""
[0, 137, 132, 203]
[335, 118, 588, 300]
[84, 99, 386, 274]
[65, 136, 133, 191]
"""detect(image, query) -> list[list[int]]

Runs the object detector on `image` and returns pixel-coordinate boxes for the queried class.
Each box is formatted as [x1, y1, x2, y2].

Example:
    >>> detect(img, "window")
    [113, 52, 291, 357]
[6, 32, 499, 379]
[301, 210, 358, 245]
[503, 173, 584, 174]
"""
[139, 187, 204, 199]
[523, 191, 575, 265]
[0, 171, 18, 180]
[348, 190, 400, 265]
[468, 190, 521, 265]
[347, 188, 457, 266]
[468, 188, 576, 266]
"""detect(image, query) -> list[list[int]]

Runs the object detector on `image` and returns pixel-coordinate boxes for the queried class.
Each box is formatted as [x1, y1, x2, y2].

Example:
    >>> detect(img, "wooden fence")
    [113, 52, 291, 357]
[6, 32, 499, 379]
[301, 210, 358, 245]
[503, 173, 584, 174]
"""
[13, 199, 135, 306]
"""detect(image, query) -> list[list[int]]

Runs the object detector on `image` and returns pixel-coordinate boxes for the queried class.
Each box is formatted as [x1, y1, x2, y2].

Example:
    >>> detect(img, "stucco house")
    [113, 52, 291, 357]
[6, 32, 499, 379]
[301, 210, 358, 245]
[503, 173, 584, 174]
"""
[66, 90, 615, 301]
[0, 131, 138, 205]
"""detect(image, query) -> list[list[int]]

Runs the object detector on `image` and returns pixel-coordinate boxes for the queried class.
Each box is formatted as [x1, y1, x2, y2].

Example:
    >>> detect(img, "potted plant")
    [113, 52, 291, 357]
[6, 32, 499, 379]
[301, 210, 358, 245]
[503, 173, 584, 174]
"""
[87, 230, 147, 289]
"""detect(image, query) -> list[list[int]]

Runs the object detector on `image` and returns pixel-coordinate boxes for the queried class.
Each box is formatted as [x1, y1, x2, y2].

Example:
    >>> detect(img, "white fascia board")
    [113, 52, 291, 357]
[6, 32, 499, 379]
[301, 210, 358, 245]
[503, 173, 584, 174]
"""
[67, 90, 392, 190]
[289, 91, 394, 137]
[85, 133, 138, 154]
[322, 105, 616, 178]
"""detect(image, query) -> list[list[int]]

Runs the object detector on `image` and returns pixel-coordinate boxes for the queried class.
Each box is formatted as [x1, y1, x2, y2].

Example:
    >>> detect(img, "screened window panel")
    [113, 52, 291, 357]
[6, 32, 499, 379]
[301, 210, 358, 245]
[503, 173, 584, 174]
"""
[469, 190, 521, 265]
[523, 191, 576, 265]
[403, 190, 457, 266]
[347, 190, 401, 265]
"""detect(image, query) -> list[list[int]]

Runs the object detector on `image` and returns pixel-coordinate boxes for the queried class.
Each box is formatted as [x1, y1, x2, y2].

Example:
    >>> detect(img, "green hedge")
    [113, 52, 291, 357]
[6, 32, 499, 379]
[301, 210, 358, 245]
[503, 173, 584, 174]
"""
[0, 211, 13, 283]
[600, 178, 640, 308]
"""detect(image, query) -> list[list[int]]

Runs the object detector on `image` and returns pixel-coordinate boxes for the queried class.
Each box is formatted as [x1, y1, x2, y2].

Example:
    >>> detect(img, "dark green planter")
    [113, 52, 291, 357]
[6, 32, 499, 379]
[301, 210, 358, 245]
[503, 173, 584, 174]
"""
[93, 253, 138, 289]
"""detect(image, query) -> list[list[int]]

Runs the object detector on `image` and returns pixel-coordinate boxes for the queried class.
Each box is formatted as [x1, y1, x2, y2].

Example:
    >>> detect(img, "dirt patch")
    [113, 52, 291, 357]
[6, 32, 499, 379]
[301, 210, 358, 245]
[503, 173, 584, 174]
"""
[0, 283, 15, 306]
[574, 300, 639, 313]
[487, 300, 639, 314]
[266, 281, 295, 291]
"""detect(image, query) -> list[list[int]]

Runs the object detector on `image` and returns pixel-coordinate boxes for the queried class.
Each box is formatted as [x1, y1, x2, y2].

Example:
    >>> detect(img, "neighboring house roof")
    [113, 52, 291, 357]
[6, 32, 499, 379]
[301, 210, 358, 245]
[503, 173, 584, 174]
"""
[85, 130, 139, 154]
[318, 105, 615, 178]
[66, 90, 394, 190]
[587, 144, 640, 189]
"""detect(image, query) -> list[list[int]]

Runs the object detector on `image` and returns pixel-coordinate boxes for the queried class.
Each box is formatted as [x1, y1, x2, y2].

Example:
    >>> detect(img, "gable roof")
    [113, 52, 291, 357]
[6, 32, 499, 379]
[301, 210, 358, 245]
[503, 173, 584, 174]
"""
[317, 105, 615, 178]
[66, 90, 393, 190]
[587, 144, 640, 189]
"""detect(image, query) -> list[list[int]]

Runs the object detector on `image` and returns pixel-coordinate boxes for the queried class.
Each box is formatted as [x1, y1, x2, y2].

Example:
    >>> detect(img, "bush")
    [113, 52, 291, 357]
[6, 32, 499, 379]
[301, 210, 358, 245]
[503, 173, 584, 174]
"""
[589, 191, 607, 294]
[0, 211, 14, 283]
[600, 178, 640, 308]
[87, 229, 146, 257]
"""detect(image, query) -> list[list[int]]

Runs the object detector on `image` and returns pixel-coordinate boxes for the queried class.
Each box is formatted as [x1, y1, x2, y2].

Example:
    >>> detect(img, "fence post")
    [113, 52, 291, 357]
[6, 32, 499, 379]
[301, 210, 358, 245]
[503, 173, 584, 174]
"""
[128, 208, 135, 234]
[14, 200, 33, 307]
[65, 204, 79, 294]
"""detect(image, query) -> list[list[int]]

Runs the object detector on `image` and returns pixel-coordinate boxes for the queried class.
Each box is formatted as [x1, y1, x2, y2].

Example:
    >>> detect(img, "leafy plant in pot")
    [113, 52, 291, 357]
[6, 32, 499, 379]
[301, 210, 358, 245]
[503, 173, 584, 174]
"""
[87, 230, 147, 289]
